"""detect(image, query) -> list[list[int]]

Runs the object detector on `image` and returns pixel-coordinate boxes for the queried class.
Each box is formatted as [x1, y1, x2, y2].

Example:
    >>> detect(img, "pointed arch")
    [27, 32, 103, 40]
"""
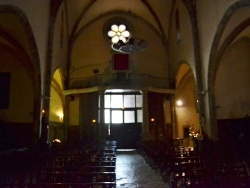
[0, 5, 41, 146]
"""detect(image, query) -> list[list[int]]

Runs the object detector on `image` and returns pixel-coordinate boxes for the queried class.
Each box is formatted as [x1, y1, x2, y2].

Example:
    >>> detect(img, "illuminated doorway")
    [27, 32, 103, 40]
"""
[104, 90, 142, 149]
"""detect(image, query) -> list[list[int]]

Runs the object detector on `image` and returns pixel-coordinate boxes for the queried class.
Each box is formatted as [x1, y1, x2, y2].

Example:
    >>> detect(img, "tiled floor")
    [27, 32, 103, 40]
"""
[116, 149, 169, 188]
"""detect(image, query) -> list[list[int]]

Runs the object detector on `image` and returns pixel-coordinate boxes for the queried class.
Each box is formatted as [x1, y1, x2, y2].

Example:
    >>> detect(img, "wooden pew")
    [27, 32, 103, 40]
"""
[28, 182, 116, 188]
[41, 165, 116, 174]
[0, 142, 117, 188]
[36, 171, 116, 183]
[161, 155, 207, 187]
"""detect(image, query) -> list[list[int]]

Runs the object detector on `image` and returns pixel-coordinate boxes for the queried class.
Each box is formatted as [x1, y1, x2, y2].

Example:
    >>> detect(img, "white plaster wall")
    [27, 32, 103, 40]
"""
[69, 97, 80, 126]
[197, 0, 221, 81]
[52, 3, 68, 75]
[215, 38, 250, 119]
[70, 18, 111, 77]
[65, 0, 88, 35]
[175, 1, 195, 70]
[0, 49, 34, 123]
[169, 0, 195, 77]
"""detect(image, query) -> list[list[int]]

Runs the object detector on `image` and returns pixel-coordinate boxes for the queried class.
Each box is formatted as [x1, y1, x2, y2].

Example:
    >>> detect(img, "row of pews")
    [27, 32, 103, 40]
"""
[0, 141, 117, 188]
[137, 140, 250, 188]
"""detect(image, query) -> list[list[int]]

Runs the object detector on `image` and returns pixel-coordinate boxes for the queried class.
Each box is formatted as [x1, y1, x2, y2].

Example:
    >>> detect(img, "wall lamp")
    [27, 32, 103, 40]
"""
[176, 99, 183, 107]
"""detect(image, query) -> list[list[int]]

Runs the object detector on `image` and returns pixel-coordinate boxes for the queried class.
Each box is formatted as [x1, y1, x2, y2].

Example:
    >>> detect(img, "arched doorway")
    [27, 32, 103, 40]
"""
[49, 68, 65, 143]
[175, 63, 200, 148]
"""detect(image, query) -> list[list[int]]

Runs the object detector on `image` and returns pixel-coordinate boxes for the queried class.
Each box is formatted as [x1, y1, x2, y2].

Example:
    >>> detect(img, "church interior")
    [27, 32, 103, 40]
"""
[0, 0, 250, 187]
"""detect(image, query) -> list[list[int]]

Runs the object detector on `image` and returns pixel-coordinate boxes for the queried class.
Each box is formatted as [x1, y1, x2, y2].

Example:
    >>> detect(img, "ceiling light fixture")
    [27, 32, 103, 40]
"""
[107, 24, 130, 44]
[106, 0, 148, 54]
[111, 38, 148, 54]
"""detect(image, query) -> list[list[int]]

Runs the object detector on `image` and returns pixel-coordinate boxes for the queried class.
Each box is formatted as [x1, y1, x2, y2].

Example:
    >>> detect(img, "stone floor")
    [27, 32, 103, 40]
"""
[116, 149, 169, 188]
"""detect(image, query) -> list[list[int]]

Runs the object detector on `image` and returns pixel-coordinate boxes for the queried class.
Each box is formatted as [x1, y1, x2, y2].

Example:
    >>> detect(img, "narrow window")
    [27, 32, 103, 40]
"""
[175, 9, 181, 43]
[60, 10, 64, 48]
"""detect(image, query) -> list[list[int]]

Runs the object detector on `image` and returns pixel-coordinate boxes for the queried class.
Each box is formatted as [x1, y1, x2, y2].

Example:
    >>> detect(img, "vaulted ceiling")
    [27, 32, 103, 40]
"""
[67, 0, 172, 43]
[66, 0, 173, 80]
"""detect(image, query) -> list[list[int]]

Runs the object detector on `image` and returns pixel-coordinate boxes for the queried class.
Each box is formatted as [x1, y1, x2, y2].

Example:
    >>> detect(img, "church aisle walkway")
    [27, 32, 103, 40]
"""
[116, 149, 168, 188]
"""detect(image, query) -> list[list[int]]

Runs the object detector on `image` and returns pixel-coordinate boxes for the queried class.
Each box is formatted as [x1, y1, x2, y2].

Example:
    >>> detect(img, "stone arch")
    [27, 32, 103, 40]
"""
[49, 67, 65, 143]
[175, 62, 200, 145]
[207, 0, 250, 139]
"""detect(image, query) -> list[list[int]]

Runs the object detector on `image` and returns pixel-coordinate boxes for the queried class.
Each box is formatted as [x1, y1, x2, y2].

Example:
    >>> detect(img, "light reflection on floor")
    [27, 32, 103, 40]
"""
[115, 149, 168, 188]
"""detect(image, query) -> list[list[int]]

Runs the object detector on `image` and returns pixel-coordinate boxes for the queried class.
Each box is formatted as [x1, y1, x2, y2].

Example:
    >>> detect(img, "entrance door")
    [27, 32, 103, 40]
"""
[109, 123, 142, 149]
[104, 91, 143, 149]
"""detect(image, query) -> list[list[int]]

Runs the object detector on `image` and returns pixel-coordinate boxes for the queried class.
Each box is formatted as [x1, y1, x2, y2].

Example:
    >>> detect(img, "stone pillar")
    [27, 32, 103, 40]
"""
[98, 89, 106, 143]
[63, 96, 70, 143]
[79, 95, 85, 142]
[39, 95, 50, 147]
[141, 90, 151, 141]
[170, 94, 178, 138]
[40, 109, 49, 146]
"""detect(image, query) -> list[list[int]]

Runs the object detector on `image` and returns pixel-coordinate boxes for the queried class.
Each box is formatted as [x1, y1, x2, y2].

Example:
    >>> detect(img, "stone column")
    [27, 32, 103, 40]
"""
[63, 95, 70, 143]
[79, 95, 85, 142]
[40, 109, 49, 146]
[98, 89, 106, 143]
[170, 94, 178, 138]
[141, 90, 151, 141]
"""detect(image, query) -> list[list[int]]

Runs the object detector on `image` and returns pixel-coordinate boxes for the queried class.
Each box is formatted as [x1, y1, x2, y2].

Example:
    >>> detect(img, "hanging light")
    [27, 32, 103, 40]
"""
[111, 38, 148, 54]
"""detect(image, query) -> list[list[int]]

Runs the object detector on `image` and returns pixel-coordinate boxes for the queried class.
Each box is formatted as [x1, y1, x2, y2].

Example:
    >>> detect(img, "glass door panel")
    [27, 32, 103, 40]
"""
[124, 95, 135, 108]
[124, 110, 135, 123]
[111, 110, 123, 123]
[104, 109, 110, 123]
[111, 95, 123, 108]
[137, 109, 143, 123]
